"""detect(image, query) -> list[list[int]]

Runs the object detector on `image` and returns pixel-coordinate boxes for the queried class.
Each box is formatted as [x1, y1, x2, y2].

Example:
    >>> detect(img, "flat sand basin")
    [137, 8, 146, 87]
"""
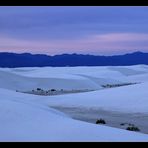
[50, 106, 148, 134]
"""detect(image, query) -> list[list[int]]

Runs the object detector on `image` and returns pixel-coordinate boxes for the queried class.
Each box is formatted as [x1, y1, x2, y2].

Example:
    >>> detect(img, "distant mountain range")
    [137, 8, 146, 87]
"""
[0, 51, 148, 67]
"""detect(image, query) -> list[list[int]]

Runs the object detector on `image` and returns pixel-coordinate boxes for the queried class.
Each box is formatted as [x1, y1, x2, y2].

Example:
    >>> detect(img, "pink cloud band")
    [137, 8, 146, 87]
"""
[0, 33, 148, 55]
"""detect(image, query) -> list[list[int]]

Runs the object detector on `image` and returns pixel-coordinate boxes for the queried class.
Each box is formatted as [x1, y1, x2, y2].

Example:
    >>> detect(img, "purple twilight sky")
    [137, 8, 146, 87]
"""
[0, 6, 148, 55]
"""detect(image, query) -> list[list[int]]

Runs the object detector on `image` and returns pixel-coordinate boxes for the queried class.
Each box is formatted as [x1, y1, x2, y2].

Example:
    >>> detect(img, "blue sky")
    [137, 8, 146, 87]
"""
[0, 6, 148, 55]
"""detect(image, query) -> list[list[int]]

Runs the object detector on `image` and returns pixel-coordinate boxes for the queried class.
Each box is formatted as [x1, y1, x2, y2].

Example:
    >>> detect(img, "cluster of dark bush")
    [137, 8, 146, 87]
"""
[126, 126, 140, 131]
[96, 119, 140, 132]
[29, 88, 58, 95]
[34, 88, 56, 92]
[102, 83, 137, 88]
[120, 123, 140, 131]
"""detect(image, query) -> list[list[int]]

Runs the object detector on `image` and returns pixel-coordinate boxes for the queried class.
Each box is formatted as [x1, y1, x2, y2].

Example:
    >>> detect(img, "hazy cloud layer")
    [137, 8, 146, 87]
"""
[0, 6, 148, 55]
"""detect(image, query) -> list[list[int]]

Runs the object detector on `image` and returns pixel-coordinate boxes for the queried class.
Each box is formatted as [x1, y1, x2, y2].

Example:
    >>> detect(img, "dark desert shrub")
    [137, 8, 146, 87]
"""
[126, 126, 140, 132]
[96, 118, 106, 124]
[37, 88, 41, 91]
[51, 89, 56, 92]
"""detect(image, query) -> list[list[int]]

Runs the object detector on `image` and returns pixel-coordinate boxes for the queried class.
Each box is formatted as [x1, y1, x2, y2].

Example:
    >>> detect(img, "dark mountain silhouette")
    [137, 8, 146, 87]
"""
[0, 51, 148, 67]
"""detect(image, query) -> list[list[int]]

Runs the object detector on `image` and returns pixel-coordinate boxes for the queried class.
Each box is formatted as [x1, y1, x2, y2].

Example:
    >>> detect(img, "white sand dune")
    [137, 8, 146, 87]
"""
[108, 66, 147, 76]
[0, 88, 148, 142]
[44, 82, 148, 113]
[1, 65, 148, 141]
[0, 70, 101, 91]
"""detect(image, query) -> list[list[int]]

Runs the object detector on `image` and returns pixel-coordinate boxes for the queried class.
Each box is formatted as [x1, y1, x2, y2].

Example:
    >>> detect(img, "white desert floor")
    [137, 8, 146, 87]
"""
[1, 65, 148, 141]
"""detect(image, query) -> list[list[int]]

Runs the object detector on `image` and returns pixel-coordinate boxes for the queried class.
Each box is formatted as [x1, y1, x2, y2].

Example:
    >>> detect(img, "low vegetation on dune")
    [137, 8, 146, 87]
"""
[101, 83, 138, 88]
[18, 88, 93, 96]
